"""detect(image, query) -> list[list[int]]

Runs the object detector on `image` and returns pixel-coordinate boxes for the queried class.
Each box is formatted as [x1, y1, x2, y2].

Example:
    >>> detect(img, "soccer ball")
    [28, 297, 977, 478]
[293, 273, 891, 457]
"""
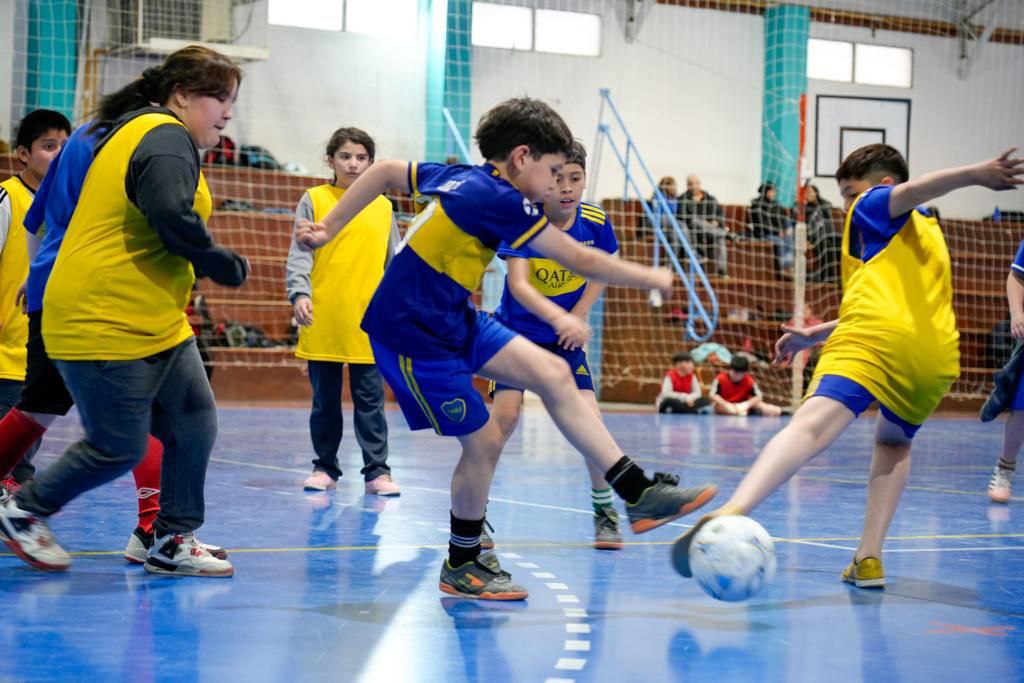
[689, 515, 777, 602]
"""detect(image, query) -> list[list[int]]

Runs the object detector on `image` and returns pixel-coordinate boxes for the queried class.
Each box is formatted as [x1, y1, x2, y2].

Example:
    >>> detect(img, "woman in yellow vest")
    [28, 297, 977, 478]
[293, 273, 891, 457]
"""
[286, 128, 400, 495]
[0, 109, 70, 488]
[0, 46, 248, 577]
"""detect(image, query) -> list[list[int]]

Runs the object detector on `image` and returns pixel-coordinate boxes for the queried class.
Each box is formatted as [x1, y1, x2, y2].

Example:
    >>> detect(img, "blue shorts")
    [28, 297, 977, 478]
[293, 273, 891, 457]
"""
[808, 374, 922, 439]
[489, 343, 594, 396]
[370, 311, 517, 436]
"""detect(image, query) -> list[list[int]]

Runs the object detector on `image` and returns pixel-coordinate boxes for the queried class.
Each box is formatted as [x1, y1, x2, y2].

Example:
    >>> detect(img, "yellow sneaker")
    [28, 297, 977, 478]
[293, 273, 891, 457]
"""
[841, 557, 885, 588]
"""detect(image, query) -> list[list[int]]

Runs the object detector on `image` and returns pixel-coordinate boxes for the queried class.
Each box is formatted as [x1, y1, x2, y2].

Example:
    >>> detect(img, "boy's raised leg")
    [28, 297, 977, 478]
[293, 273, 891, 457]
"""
[672, 396, 856, 576]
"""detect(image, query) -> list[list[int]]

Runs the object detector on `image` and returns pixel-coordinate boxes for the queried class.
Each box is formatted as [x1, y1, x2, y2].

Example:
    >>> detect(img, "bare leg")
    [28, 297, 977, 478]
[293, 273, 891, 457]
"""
[854, 414, 912, 562]
[490, 389, 524, 449]
[725, 396, 856, 513]
[480, 337, 626, 473]
[757, 402, 784, 417]
[451, 421, 506, 520]
[1000, 410, 1024, 465]
[578, 390, 608, 489]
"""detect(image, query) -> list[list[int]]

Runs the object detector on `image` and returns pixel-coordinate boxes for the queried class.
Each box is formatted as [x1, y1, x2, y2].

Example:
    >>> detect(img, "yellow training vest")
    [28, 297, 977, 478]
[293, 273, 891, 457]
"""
[43, 112, 212, 360]
[810, 192, 960, 425]
[0, 177, 33, 380]
[296, 185, 391, 363]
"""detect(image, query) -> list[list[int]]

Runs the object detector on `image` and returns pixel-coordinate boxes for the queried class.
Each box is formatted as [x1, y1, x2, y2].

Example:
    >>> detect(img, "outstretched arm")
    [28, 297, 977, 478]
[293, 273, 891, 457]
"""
[529, 226, 672, 295]
[297, 160, 411, 247]
[889, 148, 1024, 218]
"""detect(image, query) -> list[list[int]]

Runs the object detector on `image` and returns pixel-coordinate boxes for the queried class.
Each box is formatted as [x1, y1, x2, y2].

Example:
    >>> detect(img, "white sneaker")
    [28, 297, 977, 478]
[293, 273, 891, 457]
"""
[0, 497, 71, 571]
[144, 533, 234, 577]
[125, 526, 228, 564]
[989, 466, 1015, 504]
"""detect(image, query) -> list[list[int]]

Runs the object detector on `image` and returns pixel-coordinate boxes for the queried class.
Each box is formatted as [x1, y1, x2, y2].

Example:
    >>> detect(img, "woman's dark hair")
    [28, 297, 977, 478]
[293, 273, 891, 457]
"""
[94, 45, 242, 125]
[326, 127, 376, 161]
[757, 181, 776, 199]
[474, 97, 573, 161]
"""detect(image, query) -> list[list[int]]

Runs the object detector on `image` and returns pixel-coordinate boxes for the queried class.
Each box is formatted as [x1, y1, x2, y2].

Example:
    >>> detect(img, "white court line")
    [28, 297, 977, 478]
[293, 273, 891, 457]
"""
[501, 553, 522, 559]
[517, 562, 540, 569]
[565, 640, 591, 652]
[556, 594, 580, 604]
[545, 679, 575, 683]
[555, 659, 587, 671]
[563, 608, 588, 618]
[533, 571, 557, 579]
[546, 582, 569, 590]
[566, 623, 591, 634]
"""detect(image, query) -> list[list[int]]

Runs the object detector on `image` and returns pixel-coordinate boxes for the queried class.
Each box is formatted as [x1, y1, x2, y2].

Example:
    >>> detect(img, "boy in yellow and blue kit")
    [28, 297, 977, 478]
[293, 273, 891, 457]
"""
[673, 143, 1024, 589]
[488, 140, 625, 550]
[298, 97, 716, 601]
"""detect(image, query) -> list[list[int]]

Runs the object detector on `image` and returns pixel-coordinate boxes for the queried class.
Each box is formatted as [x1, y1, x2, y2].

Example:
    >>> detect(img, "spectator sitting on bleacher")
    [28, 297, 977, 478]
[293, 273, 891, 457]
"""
[678, 174, 731, 277]
[640, 176, 681, 250]
[656, 351, 712, 415]
[803, 182, 840, 283]
[710, 356, 784, 416]
[750, 181, 794, 278]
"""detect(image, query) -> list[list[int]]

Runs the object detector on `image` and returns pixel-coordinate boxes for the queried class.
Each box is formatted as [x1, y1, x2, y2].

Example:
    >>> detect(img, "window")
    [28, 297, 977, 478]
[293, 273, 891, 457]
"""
[472, 2, 532, 50]
[535, 9, 601, 57]
[807, 38, 912, 88]
[807, 38, 853, 83]
[345, 0, 418, 38]
[855, 44, 913, 88]
[268, 0, 342, 31]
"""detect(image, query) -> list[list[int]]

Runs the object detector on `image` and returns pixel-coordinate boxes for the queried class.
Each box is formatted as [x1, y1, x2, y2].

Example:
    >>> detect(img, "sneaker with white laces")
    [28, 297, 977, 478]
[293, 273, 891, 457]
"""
[125, 526, 228, 564]
[988, 465, 1015, 504]
[0, 497, 71, 571]
[303, 470, 337, 492]
[365, 474, 401, 497]
[144, 533, 234, 577]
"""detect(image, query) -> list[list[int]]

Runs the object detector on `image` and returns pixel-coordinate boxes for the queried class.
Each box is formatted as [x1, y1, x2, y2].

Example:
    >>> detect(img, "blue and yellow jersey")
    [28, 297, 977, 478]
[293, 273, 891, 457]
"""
[494, 202, 618, 343]
[361, 162, 548, 357]
[1011, 239, 1024, 277]
[810, 185, 959, 425]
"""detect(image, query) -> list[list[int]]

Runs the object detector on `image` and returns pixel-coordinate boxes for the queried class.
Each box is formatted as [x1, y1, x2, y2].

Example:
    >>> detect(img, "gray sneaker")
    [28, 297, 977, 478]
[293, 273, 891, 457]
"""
[593, 506, 623, 550]
[439, 550, 528, 600]
[625, 473, 717, 534]
[480, 518, 495, 550]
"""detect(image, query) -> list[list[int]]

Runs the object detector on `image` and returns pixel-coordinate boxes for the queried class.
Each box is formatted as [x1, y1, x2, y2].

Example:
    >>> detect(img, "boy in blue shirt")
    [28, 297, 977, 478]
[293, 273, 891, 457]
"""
[299, 97, 717, 600]
[489, 140, 624, 550]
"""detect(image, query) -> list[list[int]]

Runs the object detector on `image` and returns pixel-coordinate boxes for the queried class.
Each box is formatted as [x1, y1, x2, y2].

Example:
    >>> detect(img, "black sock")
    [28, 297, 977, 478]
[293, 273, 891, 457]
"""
[605, 456, 655, 504]
[448, 512, 484, 567]
[998, 458, 1017, 471]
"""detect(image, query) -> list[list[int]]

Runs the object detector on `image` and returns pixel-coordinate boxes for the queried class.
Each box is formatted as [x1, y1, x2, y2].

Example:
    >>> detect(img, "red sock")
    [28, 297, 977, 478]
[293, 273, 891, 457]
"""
[0, 408, 47, 480]
[132, 435, 163, 533]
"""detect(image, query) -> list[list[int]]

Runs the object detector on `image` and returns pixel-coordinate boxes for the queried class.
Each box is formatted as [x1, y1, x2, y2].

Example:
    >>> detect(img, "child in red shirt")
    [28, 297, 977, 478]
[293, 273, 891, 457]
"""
[656, 351, 711, 414]
[710, 356, 784, 416]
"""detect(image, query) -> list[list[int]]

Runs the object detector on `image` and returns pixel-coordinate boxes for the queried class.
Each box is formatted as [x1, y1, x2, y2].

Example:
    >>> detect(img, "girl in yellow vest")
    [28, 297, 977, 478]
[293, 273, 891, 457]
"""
[0, 46, 248, 577]
[674, 143, 1024, 589]
[0, 110, 70, 488]
[286, 128, 400, 495]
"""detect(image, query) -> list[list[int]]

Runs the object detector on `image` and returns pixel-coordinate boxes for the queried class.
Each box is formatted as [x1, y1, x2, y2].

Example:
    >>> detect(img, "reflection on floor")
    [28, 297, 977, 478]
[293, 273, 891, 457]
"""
[3, 407, 1023, 681]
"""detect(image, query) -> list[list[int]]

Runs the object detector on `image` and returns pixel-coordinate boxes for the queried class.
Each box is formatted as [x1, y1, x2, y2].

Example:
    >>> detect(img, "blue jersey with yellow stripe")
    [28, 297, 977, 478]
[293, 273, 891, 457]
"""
[361, 162, 547, 357]
[494, 202, 617, 343]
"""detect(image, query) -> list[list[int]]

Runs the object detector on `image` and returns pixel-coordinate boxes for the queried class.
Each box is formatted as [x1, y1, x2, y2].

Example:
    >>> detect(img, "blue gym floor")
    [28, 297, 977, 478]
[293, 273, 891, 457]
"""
[3, 405, 1023, 682]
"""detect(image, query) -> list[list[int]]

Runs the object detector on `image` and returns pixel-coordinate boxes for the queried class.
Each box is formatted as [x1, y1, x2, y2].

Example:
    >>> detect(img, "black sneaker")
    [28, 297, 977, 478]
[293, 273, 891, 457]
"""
[439, 550, 528, 600]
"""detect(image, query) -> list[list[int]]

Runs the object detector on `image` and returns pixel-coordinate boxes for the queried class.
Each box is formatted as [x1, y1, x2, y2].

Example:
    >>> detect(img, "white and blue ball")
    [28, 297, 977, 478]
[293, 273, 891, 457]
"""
[689, 515, 776, 602]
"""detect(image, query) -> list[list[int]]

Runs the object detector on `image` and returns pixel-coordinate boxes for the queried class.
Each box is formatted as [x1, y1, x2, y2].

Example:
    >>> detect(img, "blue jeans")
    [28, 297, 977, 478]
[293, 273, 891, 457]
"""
[15, 338, 217, 536]
[764, 233, 794, 272]
[307, 361, 390, 481]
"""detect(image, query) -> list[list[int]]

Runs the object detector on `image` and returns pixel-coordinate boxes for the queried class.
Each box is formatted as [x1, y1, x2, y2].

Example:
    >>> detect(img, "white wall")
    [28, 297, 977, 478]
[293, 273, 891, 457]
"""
[0, 0, 13, 145]
[472, 1, 765, 207]
[807, 23, 1024, 218]
[230, 0, 427, 175]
